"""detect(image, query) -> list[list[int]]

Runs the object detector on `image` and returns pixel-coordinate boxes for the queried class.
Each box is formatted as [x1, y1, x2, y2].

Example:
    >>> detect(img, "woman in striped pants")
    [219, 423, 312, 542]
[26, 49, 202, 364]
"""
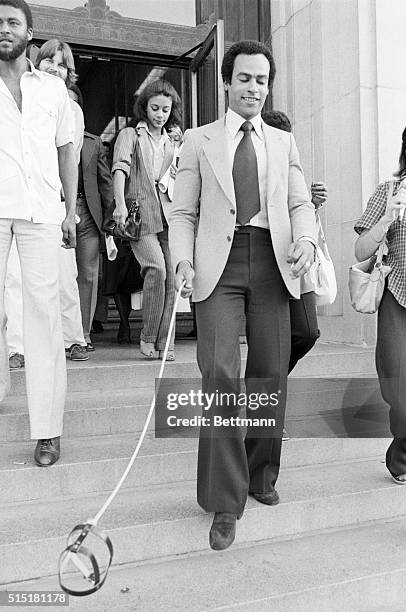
[112, 80, 181, 360]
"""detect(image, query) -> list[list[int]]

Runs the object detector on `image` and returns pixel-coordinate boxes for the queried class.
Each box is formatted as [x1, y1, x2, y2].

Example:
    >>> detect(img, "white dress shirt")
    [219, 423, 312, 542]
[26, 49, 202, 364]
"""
[225, 108, 269, 229]
[0, 60, 74, 225]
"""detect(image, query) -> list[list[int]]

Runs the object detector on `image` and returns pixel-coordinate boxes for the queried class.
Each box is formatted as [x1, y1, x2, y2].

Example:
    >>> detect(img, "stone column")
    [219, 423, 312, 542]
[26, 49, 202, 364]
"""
[270, 0, 406, 345]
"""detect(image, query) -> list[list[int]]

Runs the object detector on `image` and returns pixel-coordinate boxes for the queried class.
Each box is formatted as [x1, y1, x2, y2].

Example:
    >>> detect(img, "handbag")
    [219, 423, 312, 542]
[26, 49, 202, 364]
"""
[104, 199, 142, 241]
[348, 182, 393, 314]
[104, 128, 142, 241]
[308, 216, 337, 306]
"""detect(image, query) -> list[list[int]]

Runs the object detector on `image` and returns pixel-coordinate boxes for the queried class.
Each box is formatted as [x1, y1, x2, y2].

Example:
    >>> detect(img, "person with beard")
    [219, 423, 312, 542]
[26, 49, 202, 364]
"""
[0, 0, 77, 465]
[5, 38, 89, 365]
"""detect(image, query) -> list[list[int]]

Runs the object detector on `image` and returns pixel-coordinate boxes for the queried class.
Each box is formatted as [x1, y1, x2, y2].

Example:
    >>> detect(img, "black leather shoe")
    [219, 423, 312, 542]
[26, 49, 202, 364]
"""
[250, 488, 280, 506]
[91, 319, 104, 334]
[209, 512, 240, 551]
[34, 437, 60, 467]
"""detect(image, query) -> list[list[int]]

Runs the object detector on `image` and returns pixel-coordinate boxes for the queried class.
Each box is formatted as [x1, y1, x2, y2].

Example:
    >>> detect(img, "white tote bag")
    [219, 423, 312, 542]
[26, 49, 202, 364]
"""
[348, 182, 394, 314]
[131, 291, 191, 313]
[307, 216, 337, 306]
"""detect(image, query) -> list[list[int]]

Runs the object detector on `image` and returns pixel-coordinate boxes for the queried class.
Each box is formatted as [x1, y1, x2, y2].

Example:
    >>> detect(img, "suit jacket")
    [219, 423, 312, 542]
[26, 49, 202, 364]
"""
[111, 126, 174, 236]
[168, 117, 317, 302]
[81, 131, 113, 232]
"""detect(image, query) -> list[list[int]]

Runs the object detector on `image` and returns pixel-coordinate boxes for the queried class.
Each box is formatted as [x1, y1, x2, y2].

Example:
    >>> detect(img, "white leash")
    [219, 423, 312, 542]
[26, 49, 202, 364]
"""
[59, 282, 186, 596]
[90, 281, 185, 525]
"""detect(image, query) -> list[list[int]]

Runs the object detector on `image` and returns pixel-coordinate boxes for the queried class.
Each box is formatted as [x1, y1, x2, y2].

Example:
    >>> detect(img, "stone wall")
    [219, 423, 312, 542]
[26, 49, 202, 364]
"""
[271, 0, 406, 345]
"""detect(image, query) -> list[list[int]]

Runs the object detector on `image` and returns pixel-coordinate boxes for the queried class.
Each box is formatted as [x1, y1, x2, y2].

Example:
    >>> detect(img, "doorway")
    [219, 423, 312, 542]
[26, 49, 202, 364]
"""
[73, 50, 190, 142]
[31, 39, 191, 141]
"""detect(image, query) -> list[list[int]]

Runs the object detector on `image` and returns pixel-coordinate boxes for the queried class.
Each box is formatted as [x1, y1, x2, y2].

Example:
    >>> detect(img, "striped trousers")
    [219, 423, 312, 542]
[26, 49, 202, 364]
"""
[130, 227, 175, 350]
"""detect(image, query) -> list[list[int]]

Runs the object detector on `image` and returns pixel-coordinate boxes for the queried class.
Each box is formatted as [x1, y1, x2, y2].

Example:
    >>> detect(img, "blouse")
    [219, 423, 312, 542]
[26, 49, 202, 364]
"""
[354, 173, 406, 308]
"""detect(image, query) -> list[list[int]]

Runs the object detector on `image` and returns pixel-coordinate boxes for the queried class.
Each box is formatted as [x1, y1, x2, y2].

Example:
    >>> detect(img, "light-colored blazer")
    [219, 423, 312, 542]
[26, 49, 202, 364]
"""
[168, 117, 317, 302]
[112, 126, 174, 236]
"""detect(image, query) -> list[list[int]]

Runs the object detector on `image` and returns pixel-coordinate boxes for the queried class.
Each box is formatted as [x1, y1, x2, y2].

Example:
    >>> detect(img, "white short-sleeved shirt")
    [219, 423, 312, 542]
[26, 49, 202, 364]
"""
[0, 59, 75, 225]
[70, 98, 84, 164]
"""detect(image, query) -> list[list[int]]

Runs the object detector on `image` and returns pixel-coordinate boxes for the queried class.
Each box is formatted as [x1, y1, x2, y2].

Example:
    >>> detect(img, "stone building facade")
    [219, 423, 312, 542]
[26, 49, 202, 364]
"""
[29, 0, 406, 346]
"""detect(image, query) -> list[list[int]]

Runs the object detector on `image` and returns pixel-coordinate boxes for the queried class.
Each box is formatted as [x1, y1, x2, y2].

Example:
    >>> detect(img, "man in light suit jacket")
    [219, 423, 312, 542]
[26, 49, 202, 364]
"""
[76, 131, 113, 349]
[169, 40, 317, 551]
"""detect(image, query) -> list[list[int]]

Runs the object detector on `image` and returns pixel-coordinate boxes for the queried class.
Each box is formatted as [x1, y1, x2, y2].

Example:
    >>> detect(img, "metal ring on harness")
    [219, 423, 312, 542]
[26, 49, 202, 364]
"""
[58, 523, 113, 596]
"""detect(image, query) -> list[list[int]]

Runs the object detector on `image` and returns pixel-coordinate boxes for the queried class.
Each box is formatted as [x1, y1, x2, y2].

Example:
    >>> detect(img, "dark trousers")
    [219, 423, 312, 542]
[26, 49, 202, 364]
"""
[376, 288, 406, 476]
[75, 200, 100, 344]
[195, 227, 290, 515]
[288, 291, 319, 373]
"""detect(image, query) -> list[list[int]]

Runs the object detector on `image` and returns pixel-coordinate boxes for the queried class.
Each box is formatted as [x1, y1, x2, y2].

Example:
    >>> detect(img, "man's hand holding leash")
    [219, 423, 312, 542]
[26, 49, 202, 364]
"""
[175, 260, 194, 298]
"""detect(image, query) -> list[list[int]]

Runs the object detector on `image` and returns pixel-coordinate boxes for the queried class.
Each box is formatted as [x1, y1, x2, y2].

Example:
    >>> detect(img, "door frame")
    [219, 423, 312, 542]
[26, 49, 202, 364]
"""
[189, 20, 225, 127]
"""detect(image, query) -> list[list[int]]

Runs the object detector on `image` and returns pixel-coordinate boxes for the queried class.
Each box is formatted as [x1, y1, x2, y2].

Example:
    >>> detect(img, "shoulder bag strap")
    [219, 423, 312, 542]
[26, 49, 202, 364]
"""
[315, 214, 332, 260]
[376, 181, 394, 264]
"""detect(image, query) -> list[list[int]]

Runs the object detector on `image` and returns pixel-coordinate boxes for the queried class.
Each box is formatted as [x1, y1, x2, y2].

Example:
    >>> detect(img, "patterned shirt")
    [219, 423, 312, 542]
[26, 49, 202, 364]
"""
[354, 172, 406, 308]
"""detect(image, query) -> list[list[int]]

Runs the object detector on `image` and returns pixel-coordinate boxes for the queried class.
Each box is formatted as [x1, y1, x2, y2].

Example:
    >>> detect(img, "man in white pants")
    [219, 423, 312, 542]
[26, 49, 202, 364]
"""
[0, 0, 77, 465]
[6, 60, 88, 367]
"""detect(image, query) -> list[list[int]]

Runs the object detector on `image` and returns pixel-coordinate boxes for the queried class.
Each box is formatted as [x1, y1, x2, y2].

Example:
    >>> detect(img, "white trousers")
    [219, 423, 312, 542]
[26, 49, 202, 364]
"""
[0, 220, 66, 439]
[5, 240, 23, 356]
[59, 247, 87, 349]
[6, 238, 86, 352]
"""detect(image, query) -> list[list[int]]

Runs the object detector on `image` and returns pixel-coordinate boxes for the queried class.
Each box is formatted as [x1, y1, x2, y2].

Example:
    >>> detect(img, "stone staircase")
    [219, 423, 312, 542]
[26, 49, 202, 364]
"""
[1, 335, 406, 611]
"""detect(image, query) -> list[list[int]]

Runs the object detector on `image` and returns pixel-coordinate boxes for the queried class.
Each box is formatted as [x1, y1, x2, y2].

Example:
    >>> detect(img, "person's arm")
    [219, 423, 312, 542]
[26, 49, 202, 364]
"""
[112, 170, 127, 225]
[96, 139, 113, 216]
[311, 182, 328, 210]
[286, 134, 318, 277]
[290, 182, 329, 276]
[70, 100, 84, 163]
[168, 129, 200, 297]
[111, 128, 135, 226]
[355, 186, 406, 261]
[174, 260, 195, 298]
[287, 240, 315, 278]
[58, 142, 78, 248]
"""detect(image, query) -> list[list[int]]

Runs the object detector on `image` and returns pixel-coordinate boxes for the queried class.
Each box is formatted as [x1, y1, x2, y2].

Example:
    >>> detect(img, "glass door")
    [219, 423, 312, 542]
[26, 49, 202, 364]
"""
[189, 20, 225, 127]
[73, 54, 188, 142]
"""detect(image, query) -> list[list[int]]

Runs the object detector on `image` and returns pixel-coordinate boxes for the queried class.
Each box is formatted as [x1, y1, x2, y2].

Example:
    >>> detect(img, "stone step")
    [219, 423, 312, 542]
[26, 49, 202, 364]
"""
[5, 516, 406, 611]
[290, 343, 375, 378]
[0, 376, 386, 442]
[0, 437, 389, 504]
[6, 341, 375, 396]
[0, 452, 401, 584]
[0, 388, 153, 442]
[7, 347, 200, 396]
